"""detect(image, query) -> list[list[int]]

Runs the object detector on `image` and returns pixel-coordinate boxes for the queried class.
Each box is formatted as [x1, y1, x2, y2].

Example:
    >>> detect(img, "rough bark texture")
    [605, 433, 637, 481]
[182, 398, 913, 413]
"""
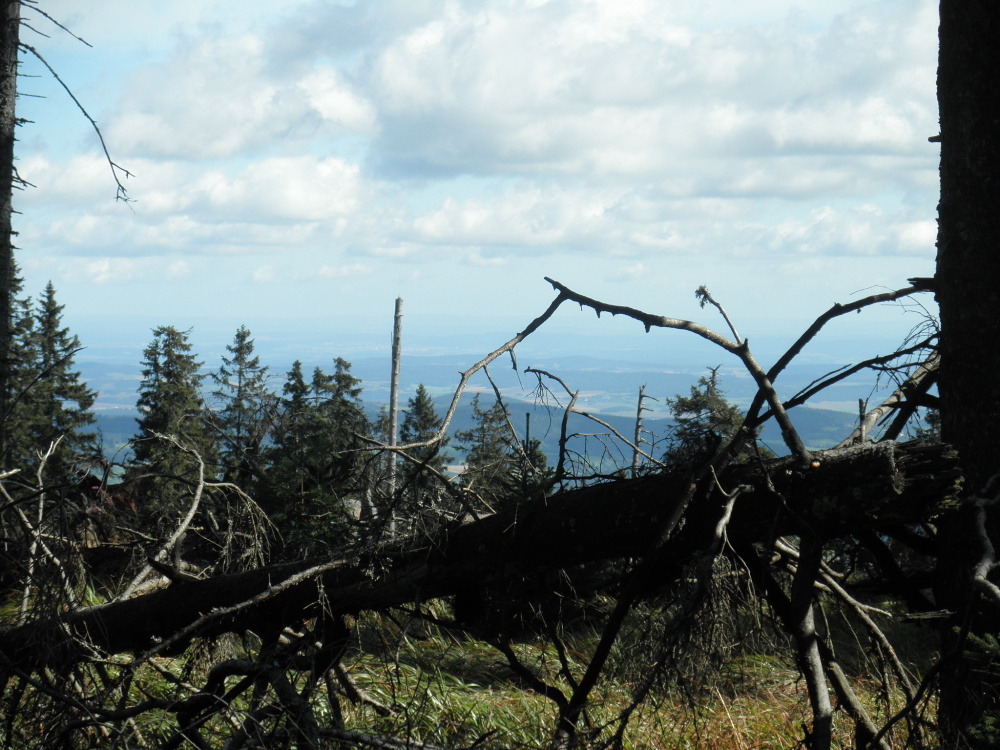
[0, 1, 19, 460]
[935, 1, 1000, 745]
[0, 440, 960, 675]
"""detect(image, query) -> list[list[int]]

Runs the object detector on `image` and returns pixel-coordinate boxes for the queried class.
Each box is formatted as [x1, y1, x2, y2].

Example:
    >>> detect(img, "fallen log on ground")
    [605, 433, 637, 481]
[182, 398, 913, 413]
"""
[0, 439, 961, 674]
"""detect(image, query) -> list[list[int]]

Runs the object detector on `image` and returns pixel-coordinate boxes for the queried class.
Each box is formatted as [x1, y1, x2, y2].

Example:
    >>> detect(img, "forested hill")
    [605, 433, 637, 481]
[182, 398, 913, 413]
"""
[93, 395, 857, 467]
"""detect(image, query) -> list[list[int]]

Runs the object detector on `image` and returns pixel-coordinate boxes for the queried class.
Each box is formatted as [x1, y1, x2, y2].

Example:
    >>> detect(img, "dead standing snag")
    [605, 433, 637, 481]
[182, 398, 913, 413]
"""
[0, 279, 955, 749]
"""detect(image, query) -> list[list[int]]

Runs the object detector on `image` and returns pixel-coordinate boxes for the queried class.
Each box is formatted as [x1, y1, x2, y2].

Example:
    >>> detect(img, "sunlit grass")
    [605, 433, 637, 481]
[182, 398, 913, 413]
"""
[2, 598, 929, 749]
[329, 606, 934, 749]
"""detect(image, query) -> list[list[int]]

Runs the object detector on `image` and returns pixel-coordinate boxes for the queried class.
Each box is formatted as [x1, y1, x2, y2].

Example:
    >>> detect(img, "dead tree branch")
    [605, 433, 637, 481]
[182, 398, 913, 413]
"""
[0, 440, 960, 674]
[543, 277, 810, 463]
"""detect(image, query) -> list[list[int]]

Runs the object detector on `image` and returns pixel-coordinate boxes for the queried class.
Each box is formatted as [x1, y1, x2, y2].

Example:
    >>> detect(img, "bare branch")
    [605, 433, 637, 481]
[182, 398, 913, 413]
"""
[18, 43, 133, 203]
[523, 367, 579, 484]
[764, 285, 929, 386]
[836, 351, 939, 448]
[695, 285, 742, 344]
[117, 434, 207, 601]
[544, 277, 810, 462]
[775, 337, 935, 418]
[20, 2, 93, 47]
[970, 484, 1000, 606]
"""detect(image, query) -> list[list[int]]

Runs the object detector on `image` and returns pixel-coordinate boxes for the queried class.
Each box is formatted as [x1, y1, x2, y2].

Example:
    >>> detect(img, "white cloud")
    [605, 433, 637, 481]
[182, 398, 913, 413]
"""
[897, 220, 936, 254]
[14, 0, 941, 334]
[298, 68, 377, 133]
[411, 185, 615, 250]
[365, 0, 936, 181]
[108, 34, 288, 159]
[190, 157, 365, 222]
[17, 154, 127, 210]
[82, 258, 138, 284]
[105, 29, 376, 161]
[767, 204, 934, 258]
[17, 153, 372, 260]
[466, 252, 508, 267]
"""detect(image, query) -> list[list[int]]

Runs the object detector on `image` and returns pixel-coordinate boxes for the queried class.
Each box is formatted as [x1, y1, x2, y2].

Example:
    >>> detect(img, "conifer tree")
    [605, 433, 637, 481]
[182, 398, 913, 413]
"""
[264, 360, 310, 508]
[3, 280, 96, 479]
[1, 262, 38, 467]
[510, 416, 551, 502]
[398, 383, 451, 509]
[209, 325, 275, 491]
[662, 367, 754, 468]
[310, 357, 368, 489]
[284, 359, 309, 405]
[30, 282, 97, 476]
[265, 357, 369, 551]
[134, 326, 215, 493]
[456, 394, 514, 509]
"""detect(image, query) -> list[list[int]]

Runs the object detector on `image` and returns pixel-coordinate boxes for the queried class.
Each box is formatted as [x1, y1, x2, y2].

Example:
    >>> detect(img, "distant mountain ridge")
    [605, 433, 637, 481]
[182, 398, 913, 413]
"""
[83, 346, 883, 464]
[93, 393, 858, 468]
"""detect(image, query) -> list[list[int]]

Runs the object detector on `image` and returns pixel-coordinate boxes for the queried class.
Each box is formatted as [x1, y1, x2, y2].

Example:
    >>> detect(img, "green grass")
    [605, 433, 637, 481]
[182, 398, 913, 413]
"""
[333, 605, 935, 749]
[3, 598, 932, 749]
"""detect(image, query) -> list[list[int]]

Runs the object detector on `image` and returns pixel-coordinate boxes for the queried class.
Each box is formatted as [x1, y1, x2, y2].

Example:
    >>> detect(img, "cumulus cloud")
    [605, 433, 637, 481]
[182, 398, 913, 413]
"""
[17, 154, 127, 211]
[106, 33, 376, 161]
[18, 153, 372, 260]
[189, 157, 365, 222]
[766, 203, 934, 258]
[896, 219, 936, 254]
[364, 0, 936, 179]
[411, 184, 614, 250]
[14, 0, 941, 327]
[49, 256, 226, 286]
[85, 259, 124, 284]
[299, 68, 378, 133]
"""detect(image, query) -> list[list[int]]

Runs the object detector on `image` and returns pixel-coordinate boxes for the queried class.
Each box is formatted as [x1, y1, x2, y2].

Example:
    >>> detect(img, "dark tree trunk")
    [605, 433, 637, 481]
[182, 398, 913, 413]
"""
[934, 1, 1000, 745]
[0, 440, 959, 673]
[0, 1, 19, 460]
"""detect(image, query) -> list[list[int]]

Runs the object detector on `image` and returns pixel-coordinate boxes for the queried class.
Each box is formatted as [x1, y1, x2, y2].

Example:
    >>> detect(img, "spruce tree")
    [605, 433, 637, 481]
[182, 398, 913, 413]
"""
[2, 262, 38, 467]
[662, 367, 763, 468]
[3, 280, 96, 479]
[209, 325, 274, 491]
[456, 394, 514, 509]
[398, 383, 451, 510]
[134, 326, 215, 493]
[265, 358, 369, 552]
[311, 357, 368, 488]
[30, 282, 97, 477]
[510, 419, 551, 502]
[265, 360, 309, 508]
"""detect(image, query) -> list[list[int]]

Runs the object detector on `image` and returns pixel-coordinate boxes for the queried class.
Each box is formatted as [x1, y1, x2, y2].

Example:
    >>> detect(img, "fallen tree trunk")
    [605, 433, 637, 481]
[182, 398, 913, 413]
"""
[0, 440, 960, 674]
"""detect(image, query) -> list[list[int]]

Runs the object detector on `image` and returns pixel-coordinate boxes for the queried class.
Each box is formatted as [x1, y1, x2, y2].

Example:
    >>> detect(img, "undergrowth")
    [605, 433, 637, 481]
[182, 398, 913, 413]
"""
[329, 600, 936, 749]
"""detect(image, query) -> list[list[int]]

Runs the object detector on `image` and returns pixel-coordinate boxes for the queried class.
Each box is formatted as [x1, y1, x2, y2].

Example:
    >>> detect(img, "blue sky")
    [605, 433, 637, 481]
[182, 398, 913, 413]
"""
[12, 0, 939, 362]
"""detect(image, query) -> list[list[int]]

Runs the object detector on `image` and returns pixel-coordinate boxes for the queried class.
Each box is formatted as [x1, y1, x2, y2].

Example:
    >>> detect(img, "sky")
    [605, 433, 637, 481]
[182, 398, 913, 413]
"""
[11, 0, 940, 365]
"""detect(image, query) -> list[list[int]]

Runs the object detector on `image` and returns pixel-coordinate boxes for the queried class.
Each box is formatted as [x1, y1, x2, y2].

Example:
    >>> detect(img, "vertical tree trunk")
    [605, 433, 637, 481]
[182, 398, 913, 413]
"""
[631, 385, 649, 478]
[386, 297, 402, 533]
[934, 1, 1000, 746]
[0, 1, 19, 462]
